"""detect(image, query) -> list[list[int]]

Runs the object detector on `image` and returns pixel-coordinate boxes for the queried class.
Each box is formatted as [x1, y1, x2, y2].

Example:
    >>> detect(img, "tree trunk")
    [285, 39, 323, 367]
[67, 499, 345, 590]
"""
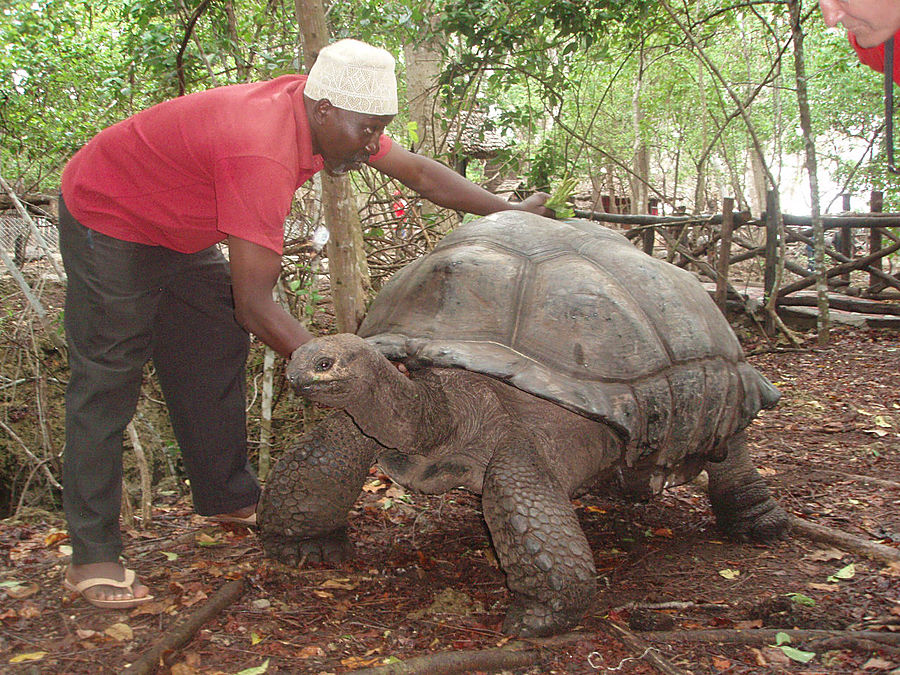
[223, 0, 250, 82]
[749, 143, 767, 220]
[789, 0, 829, 344]
[403, 19, 454, 229]
[693, 64, 708, 213]
[295, 0, 370, 333]
[629, 41, 649, 216]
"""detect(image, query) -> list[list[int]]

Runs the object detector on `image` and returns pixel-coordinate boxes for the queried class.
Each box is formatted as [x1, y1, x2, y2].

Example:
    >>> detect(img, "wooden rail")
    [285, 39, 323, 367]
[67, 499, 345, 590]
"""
[574, 190, 899, 332]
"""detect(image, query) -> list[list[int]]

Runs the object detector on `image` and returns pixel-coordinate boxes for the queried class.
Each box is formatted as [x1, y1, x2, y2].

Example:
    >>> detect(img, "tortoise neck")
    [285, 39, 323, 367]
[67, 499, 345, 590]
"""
[346, 358, 453, 452]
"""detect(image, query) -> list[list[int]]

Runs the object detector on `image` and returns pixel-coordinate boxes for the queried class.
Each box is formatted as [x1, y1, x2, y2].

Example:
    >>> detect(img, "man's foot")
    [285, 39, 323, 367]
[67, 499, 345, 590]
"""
[210, 504, 257, 527]
[63, 562, 153, 608]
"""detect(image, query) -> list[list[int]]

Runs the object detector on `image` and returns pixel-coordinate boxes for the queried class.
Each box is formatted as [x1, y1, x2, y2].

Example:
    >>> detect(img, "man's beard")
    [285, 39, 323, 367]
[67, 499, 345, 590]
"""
[325, 155, 367, 176]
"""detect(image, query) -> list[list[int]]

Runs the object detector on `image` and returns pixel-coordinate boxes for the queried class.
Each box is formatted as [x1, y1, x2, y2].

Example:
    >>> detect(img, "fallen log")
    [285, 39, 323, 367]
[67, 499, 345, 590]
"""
[641, 627, 900, 647]
[789, 515, 900, 565]
[805, 470, 900, 490]
[125, 577, 247, 674]
[347, 645, 539, 675]
[600, 621, 691, 675]
[348, 625, 690, 675]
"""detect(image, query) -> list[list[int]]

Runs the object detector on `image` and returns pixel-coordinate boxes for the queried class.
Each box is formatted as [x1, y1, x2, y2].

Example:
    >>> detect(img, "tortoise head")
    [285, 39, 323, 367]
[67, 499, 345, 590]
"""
[287, 333, 385, 408]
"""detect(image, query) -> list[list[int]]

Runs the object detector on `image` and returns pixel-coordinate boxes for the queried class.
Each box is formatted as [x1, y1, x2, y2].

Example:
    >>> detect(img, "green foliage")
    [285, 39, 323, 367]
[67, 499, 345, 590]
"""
[772, 632, 817, 664]
[288, 274, 324, 319]
[1, 0, 898, 214]
[544, 176, 578, 218]
[1, 1, 134, 188]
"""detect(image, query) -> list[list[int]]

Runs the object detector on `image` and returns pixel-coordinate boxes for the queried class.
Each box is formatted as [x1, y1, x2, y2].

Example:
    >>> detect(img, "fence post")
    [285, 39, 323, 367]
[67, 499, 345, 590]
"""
[764, 190, 779, 335]
[642, 227, 655, 255]
[840, 193, 852, 283]
[869, 190, 883, 294]
[714, 197, 734, 311]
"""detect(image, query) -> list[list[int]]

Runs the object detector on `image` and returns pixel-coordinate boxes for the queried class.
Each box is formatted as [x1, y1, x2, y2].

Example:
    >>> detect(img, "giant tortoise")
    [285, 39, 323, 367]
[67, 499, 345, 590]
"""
[259, 211, 789, 637]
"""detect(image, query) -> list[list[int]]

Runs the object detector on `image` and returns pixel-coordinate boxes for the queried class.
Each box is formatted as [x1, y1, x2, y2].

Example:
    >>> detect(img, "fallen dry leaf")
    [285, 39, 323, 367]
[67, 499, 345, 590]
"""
[711, 655, 732, 671]
[362, 479, 386, 493]
[5, 581, 39, 599]
[341, 655, 382, 668]
[9, 651, 47, 664]
[104, 622, 134, 642]
[43, 530, 68, 547]
[297, 645, 325, 659]
[735, 619, 764, 629]
[860, 656, 894, 671]
[806, 547, 847, 562]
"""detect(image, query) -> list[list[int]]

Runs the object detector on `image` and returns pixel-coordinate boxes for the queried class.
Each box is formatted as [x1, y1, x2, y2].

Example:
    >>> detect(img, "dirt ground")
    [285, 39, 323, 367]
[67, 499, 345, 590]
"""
[1, 325, 899, 675]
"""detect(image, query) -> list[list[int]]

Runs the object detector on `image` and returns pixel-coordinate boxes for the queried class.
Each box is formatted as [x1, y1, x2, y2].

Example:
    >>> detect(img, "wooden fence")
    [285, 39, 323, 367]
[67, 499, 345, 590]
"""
[574, 189, 900, 330]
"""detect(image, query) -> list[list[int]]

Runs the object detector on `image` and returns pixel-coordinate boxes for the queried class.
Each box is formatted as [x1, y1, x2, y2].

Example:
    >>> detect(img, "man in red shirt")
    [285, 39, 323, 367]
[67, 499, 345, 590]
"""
[819, 0, 900, 83]
[60, 39, 551, 608]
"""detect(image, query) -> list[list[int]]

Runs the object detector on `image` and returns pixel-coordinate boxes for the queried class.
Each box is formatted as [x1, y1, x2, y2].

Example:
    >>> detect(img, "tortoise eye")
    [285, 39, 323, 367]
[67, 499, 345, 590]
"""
[314, 356, 335, 373]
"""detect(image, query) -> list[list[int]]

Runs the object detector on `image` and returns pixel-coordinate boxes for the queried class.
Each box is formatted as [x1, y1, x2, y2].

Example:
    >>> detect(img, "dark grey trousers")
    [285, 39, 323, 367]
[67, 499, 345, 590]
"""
[58, 197, 260, 565]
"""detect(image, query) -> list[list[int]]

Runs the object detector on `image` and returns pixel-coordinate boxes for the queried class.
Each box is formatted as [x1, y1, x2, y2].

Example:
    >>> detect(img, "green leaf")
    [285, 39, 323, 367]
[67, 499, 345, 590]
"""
[786, 592, 815, 607]
[406, 120, 419, 145]
[827, 563, 855, 582]
[236, 659, 270, 675]
[780, 645, 816, 663]
[545, 176, 578, 218]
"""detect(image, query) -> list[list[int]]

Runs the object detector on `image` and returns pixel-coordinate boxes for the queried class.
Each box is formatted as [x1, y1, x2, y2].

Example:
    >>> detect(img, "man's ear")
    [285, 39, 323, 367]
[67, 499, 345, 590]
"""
[312, 98, 335, 123]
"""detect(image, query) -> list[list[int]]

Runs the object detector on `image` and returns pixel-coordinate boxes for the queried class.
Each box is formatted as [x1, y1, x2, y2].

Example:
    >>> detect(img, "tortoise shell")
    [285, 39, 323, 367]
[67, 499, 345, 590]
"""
[358, 211, 779, 459]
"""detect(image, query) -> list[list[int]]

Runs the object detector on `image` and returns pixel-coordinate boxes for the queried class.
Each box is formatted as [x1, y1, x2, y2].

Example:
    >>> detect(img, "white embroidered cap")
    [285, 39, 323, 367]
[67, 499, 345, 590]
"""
[305, 39, 398, 116]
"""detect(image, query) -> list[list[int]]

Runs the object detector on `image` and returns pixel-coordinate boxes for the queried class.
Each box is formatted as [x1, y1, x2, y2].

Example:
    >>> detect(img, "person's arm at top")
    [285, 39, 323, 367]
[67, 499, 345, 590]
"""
[227, 235, 314, 356]
[369, 143, 554, 218]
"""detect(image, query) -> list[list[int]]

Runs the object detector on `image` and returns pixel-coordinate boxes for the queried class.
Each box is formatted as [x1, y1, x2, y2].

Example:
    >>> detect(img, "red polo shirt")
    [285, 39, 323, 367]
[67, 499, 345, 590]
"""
[61, 75, 392, 254]
[849, 30, 900, 85]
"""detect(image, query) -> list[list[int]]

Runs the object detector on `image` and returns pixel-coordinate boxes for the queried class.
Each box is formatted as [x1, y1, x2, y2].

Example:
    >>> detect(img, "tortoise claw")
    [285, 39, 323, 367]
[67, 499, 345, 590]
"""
[502, 596, 583, 637]
[296, 529, 354, 563]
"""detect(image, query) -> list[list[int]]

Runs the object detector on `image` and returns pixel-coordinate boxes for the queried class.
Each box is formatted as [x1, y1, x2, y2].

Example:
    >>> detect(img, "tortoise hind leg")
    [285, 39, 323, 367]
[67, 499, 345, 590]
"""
[258, 411, 380, 565]
[705, 431, 791, 542]
[482, 435, 596, 637]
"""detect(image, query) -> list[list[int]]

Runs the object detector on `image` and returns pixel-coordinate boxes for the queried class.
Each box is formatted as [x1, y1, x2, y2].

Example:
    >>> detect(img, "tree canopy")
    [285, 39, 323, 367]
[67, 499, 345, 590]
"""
[1, 0, 896, 212]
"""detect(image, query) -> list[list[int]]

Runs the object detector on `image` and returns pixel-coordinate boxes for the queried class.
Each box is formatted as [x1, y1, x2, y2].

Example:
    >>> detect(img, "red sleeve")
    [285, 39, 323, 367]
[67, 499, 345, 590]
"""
[369, 134, 392, 162]
[849, 31, 887, 74]
[214, 156, 295, 254]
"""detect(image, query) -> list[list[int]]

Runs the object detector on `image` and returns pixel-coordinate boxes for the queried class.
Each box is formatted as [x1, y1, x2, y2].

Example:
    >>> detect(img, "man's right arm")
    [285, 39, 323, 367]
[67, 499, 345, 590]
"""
[227, 235, 313, 357]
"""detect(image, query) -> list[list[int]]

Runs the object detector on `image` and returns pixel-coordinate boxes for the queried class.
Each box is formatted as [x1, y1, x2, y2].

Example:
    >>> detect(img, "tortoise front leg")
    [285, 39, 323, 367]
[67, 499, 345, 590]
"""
[482, 435, 597, 637]
[259, 411, 381, 565]
[705, 431, 791, 542]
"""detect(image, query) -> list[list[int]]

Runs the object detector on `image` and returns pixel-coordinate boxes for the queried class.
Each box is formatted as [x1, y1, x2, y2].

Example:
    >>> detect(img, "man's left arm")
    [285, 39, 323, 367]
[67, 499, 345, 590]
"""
[369, 143, 553, 217]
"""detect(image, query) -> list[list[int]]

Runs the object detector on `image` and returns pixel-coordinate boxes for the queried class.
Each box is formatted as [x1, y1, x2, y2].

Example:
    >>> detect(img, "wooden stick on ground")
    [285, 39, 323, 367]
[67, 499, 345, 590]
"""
[600, 620, 691, 675]
[349, 626, 690, 675]
[125, 578, 247, 674]
[789, 515, 900, 566]
[348, 645, 539, 675]
[641, 627, 900, 647]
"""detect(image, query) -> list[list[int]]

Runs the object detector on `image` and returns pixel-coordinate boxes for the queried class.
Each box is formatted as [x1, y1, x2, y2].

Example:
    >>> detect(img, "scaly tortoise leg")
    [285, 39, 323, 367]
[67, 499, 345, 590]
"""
[705, 431, 791, 542]
[481, 435, 597, 637]
[259, 411, 381, 565]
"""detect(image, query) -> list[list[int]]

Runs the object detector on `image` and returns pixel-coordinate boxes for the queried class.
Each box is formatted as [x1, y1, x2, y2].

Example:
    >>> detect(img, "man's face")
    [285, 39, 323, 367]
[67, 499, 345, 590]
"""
[315, 103, 394, 176]
[819, 0, 900, 48]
